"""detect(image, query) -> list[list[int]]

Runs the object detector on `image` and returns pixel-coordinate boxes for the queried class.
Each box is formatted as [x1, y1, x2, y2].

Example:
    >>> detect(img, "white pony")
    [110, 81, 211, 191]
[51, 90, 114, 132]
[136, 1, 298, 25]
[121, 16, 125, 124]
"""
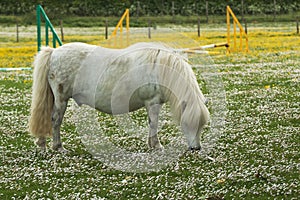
[28, 42, 209, 152]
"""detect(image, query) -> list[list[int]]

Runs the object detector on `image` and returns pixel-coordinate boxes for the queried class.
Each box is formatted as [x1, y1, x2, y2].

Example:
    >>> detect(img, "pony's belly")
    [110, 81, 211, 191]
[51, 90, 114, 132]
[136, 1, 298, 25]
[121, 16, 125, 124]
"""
[73, 83, 147, 115]
[94, 102, 145, 115]
[94, 92, 146, 115]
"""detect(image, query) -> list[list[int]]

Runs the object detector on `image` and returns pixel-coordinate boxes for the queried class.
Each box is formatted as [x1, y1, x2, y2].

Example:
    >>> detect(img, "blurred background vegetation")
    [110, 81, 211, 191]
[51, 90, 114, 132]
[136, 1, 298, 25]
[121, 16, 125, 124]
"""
[0, 0, 299, 27]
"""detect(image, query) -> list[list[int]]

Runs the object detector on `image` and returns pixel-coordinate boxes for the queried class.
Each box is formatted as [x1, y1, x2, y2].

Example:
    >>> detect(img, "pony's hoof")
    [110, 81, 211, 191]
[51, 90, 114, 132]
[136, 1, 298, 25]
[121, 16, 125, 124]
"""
[57, 147, 68, 154]
[35, 146, 47, 154]
[148, 137, 164, 151]
[189, 146, 201, 151]
[35, 137, 46, 151]
[53, 145, 69, 154]
[149, 143, 164, 152]
[155, 145, 165, 152]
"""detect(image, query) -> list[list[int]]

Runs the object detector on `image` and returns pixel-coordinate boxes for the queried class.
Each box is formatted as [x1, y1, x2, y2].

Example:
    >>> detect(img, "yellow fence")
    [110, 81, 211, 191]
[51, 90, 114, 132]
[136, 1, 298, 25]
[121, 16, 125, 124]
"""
[111, 9, 129, 37]
[108, 6, 248, 54]
[226, 6, 249, 53]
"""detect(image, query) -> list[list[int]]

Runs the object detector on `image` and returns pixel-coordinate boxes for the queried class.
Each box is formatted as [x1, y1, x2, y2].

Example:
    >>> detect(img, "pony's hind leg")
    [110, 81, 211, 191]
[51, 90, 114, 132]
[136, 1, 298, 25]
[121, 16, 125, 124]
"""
[35, 137, 46, 151]
[146, 103, 163, 150]
[52, 97, 68, 152]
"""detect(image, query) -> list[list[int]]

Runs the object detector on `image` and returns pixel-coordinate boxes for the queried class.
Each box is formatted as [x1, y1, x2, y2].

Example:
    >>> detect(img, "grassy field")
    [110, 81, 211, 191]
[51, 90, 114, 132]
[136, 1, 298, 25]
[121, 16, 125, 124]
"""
[0, 22, 299, 199]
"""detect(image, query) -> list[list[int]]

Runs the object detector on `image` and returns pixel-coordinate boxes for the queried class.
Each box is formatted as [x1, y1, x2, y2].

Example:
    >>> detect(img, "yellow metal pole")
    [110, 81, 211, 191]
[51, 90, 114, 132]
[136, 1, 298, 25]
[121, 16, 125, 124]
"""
[126, 9, 130, 46]
[240, 29, 242, 51]
[227, 6, 249, 53]
[120, 22, 123, 48]
[227, 6, 248, 39]
[233, 20, 236, 51]
[111, 9, 128, 37]
[126, 9, 129, 32]
[246, 37, 249, 52]
[126, 9, 129, 47]
[226, 6, 230, 53]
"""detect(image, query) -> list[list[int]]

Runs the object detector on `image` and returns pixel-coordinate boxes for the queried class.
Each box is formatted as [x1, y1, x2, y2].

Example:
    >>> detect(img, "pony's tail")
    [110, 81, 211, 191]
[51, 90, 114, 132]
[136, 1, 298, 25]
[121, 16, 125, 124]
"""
[28, 47, 54, 138]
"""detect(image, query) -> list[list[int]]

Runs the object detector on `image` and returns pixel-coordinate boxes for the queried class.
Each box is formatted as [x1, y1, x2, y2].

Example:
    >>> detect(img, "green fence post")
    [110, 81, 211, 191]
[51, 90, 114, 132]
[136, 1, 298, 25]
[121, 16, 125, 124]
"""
[53, 35, 56, 48]
[36, 5, 63, 51]
[45, 22, 49, 46]
[36, 5, 41, 51]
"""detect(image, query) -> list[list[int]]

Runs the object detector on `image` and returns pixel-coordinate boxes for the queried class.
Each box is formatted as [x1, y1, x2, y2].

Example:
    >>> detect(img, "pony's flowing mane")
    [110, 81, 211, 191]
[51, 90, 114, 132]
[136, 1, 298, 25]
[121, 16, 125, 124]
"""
[113, 42, 208, 124]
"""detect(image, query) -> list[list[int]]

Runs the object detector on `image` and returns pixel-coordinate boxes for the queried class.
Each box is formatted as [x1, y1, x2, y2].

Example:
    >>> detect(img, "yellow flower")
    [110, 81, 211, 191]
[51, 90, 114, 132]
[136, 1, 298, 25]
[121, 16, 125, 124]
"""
[23, 80, 32, 84]
[217, 179, 226, 184]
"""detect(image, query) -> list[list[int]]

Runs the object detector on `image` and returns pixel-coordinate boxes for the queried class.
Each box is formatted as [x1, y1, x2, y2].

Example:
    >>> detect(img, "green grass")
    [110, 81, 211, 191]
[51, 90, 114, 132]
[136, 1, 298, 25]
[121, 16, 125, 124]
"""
[0, 24, 299, 199]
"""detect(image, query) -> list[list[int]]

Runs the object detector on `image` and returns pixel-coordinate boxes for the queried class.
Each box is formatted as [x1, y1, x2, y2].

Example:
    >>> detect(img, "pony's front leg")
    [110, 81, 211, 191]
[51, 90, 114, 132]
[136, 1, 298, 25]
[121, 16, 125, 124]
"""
[146, 103, 163, 150]
[52, 99, 68, 152]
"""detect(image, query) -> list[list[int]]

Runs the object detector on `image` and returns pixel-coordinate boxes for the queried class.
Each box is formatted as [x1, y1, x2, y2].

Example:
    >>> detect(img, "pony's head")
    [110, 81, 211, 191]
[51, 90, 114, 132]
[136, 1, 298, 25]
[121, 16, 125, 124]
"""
[180, 99, 210, 150]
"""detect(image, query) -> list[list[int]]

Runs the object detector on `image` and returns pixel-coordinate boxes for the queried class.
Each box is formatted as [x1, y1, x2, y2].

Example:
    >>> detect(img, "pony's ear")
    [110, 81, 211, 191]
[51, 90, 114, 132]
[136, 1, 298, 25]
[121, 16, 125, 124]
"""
[181, 101, 187, 114]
